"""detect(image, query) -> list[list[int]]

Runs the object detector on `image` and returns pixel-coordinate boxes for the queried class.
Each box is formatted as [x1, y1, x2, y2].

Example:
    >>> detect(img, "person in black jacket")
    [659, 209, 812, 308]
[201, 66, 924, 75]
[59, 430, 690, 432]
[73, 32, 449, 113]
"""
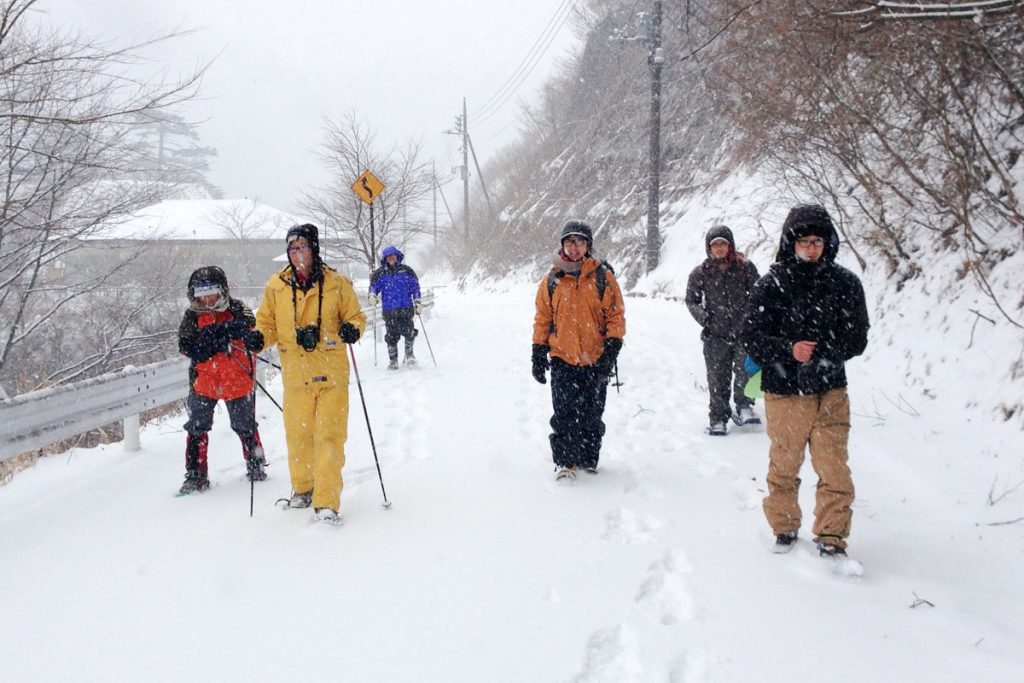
[741, 205, 869, 558]
[686, 225, 760, 435]
[177, 266, 265, 494]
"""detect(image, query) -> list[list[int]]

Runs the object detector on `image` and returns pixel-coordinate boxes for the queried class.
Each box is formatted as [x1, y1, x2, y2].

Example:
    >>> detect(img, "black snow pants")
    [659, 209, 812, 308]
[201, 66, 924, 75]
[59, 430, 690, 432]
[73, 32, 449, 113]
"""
[383, 307, 417, 359]
[184, 392, 257, 437]
[549, 358, 609, 469]
[703, 336, 752, 424]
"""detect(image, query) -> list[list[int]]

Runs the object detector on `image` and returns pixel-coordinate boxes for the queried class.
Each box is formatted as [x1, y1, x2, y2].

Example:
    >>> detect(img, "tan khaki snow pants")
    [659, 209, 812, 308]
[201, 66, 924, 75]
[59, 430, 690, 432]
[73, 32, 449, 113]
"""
[763, 388, 854, 548]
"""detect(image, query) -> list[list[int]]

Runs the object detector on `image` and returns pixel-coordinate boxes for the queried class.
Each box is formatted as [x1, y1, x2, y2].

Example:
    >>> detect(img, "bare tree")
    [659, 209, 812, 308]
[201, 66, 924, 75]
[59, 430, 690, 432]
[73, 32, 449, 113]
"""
[299, 111, 433, 272]
[0, 0, 210, 392]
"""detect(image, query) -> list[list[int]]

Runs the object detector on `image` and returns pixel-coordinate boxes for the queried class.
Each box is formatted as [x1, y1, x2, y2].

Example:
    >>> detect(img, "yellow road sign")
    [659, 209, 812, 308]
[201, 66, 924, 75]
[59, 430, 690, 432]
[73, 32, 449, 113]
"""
[351, 170, 385, 205]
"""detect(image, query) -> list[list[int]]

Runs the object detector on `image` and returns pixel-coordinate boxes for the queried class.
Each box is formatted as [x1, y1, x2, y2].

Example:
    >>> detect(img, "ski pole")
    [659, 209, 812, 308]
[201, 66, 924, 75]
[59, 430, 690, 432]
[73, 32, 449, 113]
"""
[229, 352, 284, 413]
[612, 359, 623, 394]
[255, 355, 282, 371]
[248, 351, 257, 518]
[372, 300, 378, 367]
[348, 344, 391, 509]
[415, 312, 437, 367]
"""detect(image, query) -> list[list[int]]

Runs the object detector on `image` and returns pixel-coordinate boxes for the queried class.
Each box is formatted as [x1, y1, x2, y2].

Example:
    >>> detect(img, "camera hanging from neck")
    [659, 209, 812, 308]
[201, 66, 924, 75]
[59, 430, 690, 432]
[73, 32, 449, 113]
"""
[291, 273, 324, 351]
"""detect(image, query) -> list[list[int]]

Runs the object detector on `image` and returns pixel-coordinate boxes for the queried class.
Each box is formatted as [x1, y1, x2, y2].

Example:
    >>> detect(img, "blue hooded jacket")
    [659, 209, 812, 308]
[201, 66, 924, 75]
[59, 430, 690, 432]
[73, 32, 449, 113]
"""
[369, 245, 421, 312]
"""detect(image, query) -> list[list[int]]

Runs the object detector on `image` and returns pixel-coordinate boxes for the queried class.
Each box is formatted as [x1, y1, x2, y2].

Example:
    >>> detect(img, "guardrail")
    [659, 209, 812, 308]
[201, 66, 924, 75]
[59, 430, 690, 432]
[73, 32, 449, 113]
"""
[0, 290, 435, 463]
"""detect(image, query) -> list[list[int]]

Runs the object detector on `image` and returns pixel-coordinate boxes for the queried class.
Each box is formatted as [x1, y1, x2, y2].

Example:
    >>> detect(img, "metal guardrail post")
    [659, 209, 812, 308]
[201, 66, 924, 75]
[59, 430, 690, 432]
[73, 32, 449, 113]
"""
[124, 414, 141, 452]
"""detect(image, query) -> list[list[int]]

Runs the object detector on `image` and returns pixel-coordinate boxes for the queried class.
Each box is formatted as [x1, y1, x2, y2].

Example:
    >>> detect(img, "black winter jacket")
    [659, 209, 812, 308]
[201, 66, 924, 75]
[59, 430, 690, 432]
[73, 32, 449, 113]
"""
[685, 225, 759, 343]
[741, 224, 869, 396]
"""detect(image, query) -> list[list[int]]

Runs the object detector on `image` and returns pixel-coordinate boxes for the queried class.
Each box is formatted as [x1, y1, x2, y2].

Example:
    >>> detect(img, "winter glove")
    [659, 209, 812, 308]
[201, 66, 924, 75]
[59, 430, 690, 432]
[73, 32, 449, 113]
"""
[222, 320, 250, 340]
[340, 322, 361, 344]
[413, 299, 423, 314]
[594, 337, 623, 377]
[244, 329, 265, 353]
[531, 344, 550, 384]
[368, 293, 380, 306]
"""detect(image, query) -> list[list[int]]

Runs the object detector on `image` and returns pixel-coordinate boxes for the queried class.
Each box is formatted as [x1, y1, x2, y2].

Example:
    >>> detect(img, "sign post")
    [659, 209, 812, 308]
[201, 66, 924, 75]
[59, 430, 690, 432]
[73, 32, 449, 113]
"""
[351, 170, 386, 366]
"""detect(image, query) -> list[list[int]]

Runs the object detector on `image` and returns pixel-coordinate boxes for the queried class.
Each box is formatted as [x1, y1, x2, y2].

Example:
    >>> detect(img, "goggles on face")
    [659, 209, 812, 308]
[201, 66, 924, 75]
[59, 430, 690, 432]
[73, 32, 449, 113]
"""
[193, 281, 223, 298]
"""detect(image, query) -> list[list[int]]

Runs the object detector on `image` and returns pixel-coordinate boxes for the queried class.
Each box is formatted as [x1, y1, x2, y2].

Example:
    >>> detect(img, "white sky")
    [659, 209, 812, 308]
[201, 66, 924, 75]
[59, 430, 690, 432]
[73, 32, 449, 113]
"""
[42, 0, 582, 212]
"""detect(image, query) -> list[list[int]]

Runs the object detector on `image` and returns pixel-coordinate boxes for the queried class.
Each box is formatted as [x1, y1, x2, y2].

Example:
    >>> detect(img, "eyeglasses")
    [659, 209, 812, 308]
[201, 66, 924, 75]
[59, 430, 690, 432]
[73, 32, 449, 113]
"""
[795, 237, 825, 248]
[563, 236, 588, 247]
[288, 244, 311, 253]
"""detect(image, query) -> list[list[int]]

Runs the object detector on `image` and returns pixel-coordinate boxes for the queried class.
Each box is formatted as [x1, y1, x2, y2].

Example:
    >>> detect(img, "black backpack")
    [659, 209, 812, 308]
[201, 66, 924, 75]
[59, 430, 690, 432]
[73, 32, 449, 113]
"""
[547, 260, 614, 302]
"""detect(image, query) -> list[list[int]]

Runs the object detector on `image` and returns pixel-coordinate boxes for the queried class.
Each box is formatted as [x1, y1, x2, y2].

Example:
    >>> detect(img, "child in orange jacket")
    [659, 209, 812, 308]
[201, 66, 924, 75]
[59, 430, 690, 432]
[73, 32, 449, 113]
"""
[176, 266, 266, 494]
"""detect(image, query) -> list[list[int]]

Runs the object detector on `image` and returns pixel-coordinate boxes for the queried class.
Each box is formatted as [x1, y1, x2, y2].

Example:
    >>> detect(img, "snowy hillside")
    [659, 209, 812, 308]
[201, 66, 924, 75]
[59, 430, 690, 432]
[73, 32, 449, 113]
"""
[1, 283, 1021, 682]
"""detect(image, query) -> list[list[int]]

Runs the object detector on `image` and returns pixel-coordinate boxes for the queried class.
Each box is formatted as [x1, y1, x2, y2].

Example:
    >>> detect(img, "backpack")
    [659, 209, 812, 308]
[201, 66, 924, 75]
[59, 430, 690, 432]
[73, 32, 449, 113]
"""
[546, 261, 615, 335]
[547, 260, 614, 302]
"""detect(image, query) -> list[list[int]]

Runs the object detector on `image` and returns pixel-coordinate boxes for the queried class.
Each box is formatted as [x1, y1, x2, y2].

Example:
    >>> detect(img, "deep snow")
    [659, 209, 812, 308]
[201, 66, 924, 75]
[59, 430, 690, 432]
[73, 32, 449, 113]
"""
[1, 282, 1022, 682]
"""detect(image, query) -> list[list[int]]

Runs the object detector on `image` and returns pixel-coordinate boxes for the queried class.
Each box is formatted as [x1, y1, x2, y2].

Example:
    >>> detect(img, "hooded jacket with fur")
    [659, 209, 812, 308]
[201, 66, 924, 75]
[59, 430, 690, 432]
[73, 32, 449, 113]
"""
[685, 225, 760, 343]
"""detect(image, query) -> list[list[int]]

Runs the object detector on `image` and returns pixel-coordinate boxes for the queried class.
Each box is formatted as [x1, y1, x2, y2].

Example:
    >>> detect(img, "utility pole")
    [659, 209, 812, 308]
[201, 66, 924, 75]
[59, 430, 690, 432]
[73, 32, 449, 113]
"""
[443, 100, 471, 241]
[432, 161, 438, 247]
[611, 1, 664, 273]
[647, 0, 663, 272]
[462, 97, 470, 241]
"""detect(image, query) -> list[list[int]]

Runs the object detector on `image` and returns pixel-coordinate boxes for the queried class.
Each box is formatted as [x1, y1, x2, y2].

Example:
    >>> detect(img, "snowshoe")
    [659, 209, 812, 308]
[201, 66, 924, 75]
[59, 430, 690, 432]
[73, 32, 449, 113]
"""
[581, 466, 599, 475]
[387, 359, 399, 370]
[733, 407, 762, 426]
[285, 491, 312, 509]
[816, 540, 847, 558]
[246, 458, 267, 482]
[554, 465, 577, 481]
[771, 531, 798, 554]
[403, 355, 417, 367]
[314, 507, 342, 525]
[178, 475, 210, 496]
[708, 421, 728, 436]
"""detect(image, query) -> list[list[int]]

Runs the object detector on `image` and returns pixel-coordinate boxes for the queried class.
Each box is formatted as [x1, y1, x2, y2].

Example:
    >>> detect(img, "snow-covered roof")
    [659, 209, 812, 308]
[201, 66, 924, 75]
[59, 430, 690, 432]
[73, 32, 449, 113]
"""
[93, 199, 300, 241]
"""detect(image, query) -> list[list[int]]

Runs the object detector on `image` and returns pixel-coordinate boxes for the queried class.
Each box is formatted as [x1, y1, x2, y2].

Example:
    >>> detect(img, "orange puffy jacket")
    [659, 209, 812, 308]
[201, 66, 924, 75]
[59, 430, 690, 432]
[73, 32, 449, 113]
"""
[533, 257, 626, 366]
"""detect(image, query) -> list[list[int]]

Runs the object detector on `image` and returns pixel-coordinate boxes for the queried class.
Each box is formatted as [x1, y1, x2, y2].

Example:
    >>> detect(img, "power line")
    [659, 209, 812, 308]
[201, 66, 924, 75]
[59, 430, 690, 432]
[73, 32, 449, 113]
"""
[470, 0, 577, 127]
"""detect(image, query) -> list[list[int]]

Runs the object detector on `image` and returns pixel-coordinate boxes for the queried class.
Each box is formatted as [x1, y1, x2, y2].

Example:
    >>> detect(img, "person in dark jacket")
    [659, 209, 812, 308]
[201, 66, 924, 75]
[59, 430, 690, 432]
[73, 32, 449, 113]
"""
[741, 205, 869, 558]
[368, 245, 422, 369]
[177, 266, 265, 494]
[685, 225, 761, 435]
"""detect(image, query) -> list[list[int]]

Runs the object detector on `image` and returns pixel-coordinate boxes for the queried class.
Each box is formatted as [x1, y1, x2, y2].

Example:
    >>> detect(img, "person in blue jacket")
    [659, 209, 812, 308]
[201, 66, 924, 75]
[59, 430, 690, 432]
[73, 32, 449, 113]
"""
[369, 245, 422, 369]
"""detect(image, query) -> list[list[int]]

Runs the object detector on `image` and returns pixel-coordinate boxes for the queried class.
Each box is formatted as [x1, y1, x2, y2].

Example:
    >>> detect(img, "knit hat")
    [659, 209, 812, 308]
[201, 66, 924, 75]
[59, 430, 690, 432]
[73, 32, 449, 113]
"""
[559, 220, 593, 248]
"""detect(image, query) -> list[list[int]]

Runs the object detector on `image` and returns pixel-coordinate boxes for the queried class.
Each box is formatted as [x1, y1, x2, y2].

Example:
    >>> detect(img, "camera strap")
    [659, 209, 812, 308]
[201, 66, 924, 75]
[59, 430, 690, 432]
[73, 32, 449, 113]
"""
[291, 271, 324, 332]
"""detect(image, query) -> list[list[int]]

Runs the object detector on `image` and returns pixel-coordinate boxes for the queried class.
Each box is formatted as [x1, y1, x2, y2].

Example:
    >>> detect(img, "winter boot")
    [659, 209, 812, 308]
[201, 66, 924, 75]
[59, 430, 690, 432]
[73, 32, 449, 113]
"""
[180, 433, 209, 493]
[771, 531, 798, 554]
[314, 507, 342, 525]
[733, 406, 761, 426]
[178, 471, 210, 495]
[288, 491, 313, 509]
[554, 465, 577, 481]
[403, 338, 416, 366]
[387, 344, 399, 370]
[241, 431, 267, 482]
[817, 540, 847, 558]
[709, 421, 728, 436]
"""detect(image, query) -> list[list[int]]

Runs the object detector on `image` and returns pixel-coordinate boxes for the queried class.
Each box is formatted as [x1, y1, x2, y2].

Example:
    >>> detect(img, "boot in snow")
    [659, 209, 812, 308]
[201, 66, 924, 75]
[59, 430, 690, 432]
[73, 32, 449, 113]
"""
[554, 465, 577, 481]
[387, 344, 399, 370]
[314, 507, 342, 525]
[733, 406, 761, 426]
[709, 421, 728, 436]
[288, 491, 312, 509]
[403, 339, 416, 366]
[180, 433, 209, 493]
[178, 471, 210, 495]
[241, 431, 267, 482]
[771, 531, 798, 554]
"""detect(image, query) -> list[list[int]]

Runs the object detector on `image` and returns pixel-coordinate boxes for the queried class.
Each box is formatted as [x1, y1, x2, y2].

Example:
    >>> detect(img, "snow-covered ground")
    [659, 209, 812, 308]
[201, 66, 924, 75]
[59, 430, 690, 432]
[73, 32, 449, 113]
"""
[1, 283, 1021, 682]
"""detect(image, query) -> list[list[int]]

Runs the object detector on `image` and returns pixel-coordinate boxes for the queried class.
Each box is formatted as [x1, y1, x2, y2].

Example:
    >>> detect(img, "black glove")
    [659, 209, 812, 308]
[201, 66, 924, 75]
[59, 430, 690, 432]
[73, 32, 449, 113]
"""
[222, 320, 250, 340]
[340, 322, 361, 344]
[531, 344, 550, 384]
[594, 337, 622, 377]
[244, 329, 265, 353]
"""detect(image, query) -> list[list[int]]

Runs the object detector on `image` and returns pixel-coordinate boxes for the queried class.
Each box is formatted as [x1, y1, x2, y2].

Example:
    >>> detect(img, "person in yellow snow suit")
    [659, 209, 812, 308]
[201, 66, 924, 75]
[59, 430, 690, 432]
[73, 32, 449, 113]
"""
[246, 223, 366, 523]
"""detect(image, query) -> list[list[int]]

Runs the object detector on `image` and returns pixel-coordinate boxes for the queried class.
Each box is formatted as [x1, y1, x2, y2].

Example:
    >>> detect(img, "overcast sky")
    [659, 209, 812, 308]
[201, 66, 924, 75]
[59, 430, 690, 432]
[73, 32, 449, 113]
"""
[43, 0, 582, 212]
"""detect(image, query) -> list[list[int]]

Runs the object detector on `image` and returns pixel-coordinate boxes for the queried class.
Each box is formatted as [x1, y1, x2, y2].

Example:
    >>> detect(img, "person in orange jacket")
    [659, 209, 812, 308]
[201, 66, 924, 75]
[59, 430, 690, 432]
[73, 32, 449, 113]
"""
[532, 220, 626, 481]
[177, 266, 265, 495]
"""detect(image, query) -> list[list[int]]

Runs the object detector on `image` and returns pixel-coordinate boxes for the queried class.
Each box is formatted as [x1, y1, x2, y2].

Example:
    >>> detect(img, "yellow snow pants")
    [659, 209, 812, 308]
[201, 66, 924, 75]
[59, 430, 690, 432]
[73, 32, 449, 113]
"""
[763, 387, 854, 549]
[283, 383, 349, 512]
